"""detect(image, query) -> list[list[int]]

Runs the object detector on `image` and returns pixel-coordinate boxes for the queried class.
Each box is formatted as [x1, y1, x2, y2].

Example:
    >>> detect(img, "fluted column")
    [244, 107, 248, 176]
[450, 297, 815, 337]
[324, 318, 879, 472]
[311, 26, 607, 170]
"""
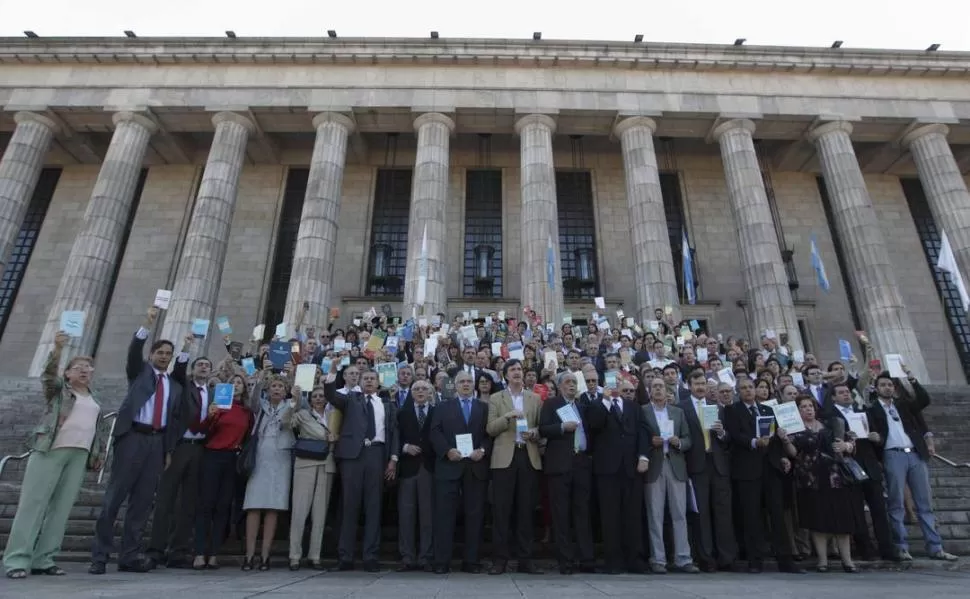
[614, 116, 680, 322]
[810, 121, 928, 380]
[903, 124, 970, 291]
[0, 112, 59, 275]
[282, 112, 354, 328]
[402, 112, 454, 318]
[29, 111, 156, 375]
[713, 119, 803, 350]
[160, 112, 254, 345]
[515, 114, 564, 327]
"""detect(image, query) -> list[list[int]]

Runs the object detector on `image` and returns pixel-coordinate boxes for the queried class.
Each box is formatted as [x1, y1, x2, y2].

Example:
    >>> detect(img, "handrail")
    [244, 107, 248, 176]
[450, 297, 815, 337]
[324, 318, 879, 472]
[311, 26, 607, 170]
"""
[97, 411, 118, 485]
[0, 451, 32, 480]
[933, 453, 970, 469]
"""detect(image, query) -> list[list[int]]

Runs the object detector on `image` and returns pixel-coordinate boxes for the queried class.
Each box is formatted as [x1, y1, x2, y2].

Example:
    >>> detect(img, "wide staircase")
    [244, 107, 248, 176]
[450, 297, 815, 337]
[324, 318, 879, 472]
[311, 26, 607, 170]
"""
[0, 376, 968, 565]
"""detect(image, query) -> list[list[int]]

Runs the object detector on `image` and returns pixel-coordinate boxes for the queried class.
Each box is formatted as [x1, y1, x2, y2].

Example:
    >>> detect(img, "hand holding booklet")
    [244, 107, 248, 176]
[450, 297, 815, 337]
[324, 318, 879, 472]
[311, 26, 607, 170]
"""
[772, 402, 805, 434]
[455, 433, 474, 458]
[556, 404, 580, 424]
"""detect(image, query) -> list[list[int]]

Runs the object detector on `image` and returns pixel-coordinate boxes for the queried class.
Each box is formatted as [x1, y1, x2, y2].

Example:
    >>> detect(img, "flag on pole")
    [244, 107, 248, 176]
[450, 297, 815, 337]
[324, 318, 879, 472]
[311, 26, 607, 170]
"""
[810, 234, 830, 293]
[937, 231, 970, 311]
[416, 225, 428, 306]
[683, 231, 696, 305]
[546, 235, 556, 291]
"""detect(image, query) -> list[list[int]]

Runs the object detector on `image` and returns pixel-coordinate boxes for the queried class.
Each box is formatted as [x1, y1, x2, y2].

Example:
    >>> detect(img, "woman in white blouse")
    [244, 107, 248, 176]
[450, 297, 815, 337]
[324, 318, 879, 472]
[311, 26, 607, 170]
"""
[3, 331, 106, 580]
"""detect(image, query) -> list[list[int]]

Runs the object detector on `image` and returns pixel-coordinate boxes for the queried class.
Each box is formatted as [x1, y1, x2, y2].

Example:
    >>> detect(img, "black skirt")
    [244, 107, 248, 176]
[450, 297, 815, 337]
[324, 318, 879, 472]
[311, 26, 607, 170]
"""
[796, 485, 866, 535]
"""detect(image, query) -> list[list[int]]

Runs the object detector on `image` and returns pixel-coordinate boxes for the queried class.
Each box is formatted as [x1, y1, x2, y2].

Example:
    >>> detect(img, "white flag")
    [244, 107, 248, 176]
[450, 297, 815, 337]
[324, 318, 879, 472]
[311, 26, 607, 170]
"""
[416, 225, 428, 306]
[937, 231, 970, 311]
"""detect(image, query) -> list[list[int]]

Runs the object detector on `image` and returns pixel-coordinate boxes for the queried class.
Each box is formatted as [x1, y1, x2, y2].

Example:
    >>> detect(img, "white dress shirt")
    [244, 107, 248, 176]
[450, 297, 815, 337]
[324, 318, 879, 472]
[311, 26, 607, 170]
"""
[136, 366, 170, 428]
[880, 399, 914, 450]
[652, 404, 671, 454]
[510, 391, 525, 443]
[601, 396, 623, 413]
[368, 394, 386, 444]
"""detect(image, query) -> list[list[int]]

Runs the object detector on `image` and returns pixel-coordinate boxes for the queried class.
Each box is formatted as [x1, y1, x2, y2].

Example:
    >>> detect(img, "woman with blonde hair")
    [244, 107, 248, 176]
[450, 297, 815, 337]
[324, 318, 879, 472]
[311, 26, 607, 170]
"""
[3, 331, 107, 579]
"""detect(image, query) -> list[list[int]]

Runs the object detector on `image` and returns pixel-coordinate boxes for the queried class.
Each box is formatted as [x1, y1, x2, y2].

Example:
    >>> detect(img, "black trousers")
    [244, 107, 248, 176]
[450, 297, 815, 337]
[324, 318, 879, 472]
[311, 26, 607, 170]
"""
[491, 447, 538, 564]
[433, 466, 487, 567]
[597, 470, 643, 570]
[547, 453, 594, 566]
[194, 449, 238, 557]
[148, 440, 204, 558]
[688, 460, 737, 567]
[854, 477, 896, 559]
[736, 468, 792, 565]
[337, 445, 384, 563]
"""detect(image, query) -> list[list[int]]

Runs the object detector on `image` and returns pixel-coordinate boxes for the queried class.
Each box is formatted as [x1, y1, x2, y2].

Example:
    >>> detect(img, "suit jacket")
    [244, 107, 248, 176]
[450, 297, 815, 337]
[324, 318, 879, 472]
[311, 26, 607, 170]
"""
[486, 388, 542, 470]
[640, 403, 691, 483]
[586, 396, 650, 477]
[391, 388, 412, 409]
[823, 402, 883, 482]
[447, 365, 483, 382]
[328, 388, 399, 463]
[171, 358, 204, 434]
[678, 396, 730, 477]
[429, 396, 492, 481]
[397, 399, 436, 478]
[538, 395, 591, 475]
[114, 333, 186, 455]
[723, 400, 775, 481]
[866, 381, 931, 462]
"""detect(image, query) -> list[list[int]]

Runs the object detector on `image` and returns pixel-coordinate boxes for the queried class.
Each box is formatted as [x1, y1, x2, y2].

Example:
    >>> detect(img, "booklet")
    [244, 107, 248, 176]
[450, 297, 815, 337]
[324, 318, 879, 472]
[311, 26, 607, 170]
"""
[213, 383, 233, 409]
[772, 401, 805, 434]
[556, 404, 581, 424]
[701, 404, 720, 430]
[216, 316, 232, 335]
[659, 419, 675, 440]
[153, 289, 172, 310]
[376, 362, 398, 388]
[757, 415, 776, 438]
[456, 433, 474, 458]
[295, 364, 317, 390]
[241, 357, 256, 376]
[846, 412, 870, 438]
[60, 310, 85, 338]
[268, 341, 290, 369]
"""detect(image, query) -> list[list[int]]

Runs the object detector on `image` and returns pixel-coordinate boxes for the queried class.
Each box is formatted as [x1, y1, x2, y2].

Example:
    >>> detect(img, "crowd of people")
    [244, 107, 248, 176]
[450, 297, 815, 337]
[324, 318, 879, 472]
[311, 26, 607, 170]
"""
[1, 300, 961, 580]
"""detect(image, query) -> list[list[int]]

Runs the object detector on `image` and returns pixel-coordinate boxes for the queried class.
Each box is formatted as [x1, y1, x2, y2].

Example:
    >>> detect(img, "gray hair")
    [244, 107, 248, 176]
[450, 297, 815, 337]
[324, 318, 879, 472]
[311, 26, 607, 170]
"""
[557, 371, 577, 387]
[454, 371, 474, 384]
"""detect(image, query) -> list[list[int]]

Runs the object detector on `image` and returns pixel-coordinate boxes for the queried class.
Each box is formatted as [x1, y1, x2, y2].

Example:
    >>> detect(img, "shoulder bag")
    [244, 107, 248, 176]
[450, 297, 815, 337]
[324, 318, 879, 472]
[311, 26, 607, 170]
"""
[236, 409, 264, 478]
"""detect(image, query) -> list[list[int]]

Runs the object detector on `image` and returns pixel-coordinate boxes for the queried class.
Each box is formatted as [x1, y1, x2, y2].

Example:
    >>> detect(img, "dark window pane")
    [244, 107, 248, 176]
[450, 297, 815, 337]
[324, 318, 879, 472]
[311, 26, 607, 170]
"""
[900, 178, 970, 381]
[367, 169, 412, 296]
[0, 168, 60, 339]
[660, 173, 698, 303]
[556, 171, 599, 299]
[261, 168, 309, 336]
[464, 170, 503, 297]
[817, 177, 864, 331]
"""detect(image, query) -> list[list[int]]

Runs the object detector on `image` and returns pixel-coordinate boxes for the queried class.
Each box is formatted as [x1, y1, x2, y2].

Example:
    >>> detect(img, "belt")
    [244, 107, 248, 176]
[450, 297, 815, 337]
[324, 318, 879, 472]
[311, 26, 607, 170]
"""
[178, 437, 206, 445]
[132, 423, 165, 435]
[515, 442, 527, 449]
[888, 447, 914, 453]
[363, 439, 385, 447]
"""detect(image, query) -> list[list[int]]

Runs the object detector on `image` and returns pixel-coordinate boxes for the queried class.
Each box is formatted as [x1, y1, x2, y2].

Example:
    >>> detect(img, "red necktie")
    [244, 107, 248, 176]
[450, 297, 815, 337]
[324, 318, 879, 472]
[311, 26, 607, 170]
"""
[152, 373, 165, 429]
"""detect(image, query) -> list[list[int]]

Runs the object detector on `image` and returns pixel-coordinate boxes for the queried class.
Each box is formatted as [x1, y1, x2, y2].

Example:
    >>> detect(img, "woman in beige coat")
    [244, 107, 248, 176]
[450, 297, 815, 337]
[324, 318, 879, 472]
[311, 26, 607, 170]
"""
[287, 384, 341, 570]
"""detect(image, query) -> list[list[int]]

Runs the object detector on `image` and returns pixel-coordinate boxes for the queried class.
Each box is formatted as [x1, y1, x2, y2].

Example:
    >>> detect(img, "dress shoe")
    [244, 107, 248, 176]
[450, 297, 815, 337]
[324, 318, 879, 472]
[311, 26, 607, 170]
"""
[461, 562, 482, 574]
[517, 561, 543, 574]
[395, 563, 414, 572]
[699, 561, 717, 573]
[897, 550, 914, 562]
[779, 561, 806, 574]
[331, 561, 354, 572]
[118, 558, 154, 573]
[434, 565, 450, 574]
[747, 561, 763, 574]
[363, 560, 380, 573]
[488, 562, 507, 575]
[88, 562, 106, 575]
[579, 563, 598, 574]
[675, 563, 700, 574]
[423, 564, 434, 573]
[650, 563, 668, 574]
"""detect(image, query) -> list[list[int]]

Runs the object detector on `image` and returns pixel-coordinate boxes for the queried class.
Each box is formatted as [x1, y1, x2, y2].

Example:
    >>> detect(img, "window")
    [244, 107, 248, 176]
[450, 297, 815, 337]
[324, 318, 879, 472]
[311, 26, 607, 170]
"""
[0, 168, 61, 339]
[798, 319, 813, 353]
[91, 168, 148, 354]
[367, 169, 412, 296]
[463, 170, 503, 297]
[660, 172, 698, 303]
[261, 168, 309, 337]
[556, 171, 599, 299]
[901, 178, 970, 381]
[816, 177, 863, 330]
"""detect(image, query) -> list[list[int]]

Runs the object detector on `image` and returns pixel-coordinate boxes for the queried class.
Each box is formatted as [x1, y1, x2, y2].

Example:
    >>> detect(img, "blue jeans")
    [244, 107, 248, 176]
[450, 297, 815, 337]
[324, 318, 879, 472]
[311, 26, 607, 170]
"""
[883, 449, 942, 554]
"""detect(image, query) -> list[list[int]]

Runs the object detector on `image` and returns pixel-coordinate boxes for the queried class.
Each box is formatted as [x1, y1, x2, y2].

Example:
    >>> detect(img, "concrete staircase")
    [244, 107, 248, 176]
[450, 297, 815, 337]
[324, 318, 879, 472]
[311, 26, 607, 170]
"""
[0, 377, 968, 563]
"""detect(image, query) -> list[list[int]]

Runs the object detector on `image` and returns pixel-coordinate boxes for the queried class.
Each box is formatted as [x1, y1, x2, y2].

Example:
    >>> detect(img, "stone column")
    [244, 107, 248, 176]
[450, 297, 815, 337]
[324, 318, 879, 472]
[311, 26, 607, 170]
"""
[29, 111, 156, 375]
[282, 112, 354, 328]
[160, 112, 254, 346]
[402, 112, 454, 319]
[515, 114, 564, 327]
[0, 112, 59, 275]
[712, 119, 803, 350]
[613, 116, 680, 322]
[810, 121, 928, 380]
[903, 124, 970, 291]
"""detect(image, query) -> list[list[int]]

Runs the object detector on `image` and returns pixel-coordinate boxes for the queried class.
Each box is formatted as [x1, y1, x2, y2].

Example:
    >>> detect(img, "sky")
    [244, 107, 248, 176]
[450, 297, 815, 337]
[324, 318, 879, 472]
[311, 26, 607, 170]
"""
[0, 0, 967, 51]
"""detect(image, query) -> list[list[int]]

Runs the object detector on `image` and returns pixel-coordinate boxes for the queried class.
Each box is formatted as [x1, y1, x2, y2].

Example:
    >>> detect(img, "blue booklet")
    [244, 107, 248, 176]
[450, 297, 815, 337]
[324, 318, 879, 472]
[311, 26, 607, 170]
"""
[268, 341, 290, 369]
[213, 383, 233, 409]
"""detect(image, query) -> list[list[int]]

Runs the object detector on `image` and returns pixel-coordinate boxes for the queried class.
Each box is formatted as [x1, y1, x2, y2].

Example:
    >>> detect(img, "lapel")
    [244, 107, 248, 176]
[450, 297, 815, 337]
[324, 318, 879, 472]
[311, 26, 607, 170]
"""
[643, 403, 659, 434]
[680, 395, 699, 426]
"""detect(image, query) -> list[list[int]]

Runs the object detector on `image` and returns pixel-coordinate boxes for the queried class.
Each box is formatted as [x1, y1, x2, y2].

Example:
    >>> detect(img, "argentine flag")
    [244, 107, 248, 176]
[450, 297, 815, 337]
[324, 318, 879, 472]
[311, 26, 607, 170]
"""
[810, 234, 830, 293]
[683, 232, 696, 305]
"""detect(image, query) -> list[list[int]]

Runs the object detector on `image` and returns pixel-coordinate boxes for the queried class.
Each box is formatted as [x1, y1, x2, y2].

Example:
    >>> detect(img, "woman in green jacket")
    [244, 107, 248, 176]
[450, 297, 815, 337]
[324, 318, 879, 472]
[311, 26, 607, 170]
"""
[3, 331, 107, 579]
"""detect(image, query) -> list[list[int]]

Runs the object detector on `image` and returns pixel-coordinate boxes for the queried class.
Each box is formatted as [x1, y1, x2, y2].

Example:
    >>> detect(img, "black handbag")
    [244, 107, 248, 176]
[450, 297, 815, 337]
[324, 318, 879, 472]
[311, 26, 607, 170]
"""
[838, 456, 870, 484]
[236, 411, 264, 478]
[293, 437, 330, 461]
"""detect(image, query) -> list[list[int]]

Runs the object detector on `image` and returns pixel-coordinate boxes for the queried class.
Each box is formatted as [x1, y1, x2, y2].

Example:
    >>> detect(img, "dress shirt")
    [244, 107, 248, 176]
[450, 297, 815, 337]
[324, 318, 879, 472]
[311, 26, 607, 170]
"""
[601, 396, 622, 413]
[743, 401, 760, 449]
[879, 399, 914, 450]
[837, 403, 855, 419]
[652, 404, 671, 454]
[691, 394, 720, 448]
[509, 390, 525, 443]
[132, 326, 187, 428]
[184, 381, 209, 440]
[368, 394, 386, 444]
[810, 384, 824, 405]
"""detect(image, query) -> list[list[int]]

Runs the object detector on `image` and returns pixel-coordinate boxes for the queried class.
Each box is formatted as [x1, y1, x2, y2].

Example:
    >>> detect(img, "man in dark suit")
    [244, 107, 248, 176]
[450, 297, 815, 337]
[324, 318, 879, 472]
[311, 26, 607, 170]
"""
[867, 371, 957, 561]
[824, 381, 896, 561]
[396, 379, 435, 571]
[537, 372, 595, 574]
[327, 369, 400, 572]
[147, 337, 209, 568]
[586, 377, 650, 574]
[722, 377, 803, 574]
[428, 371, 492, 573]
[90, 306, 188, 575]
[678, 371, 736, 571]
[392, 365, 413, 408]
[447, 346, 481, 380]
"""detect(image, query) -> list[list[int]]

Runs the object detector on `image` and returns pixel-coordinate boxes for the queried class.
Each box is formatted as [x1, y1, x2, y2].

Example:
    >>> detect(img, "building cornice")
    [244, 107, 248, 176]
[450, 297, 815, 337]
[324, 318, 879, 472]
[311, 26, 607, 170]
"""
[0, 37, 969, 77]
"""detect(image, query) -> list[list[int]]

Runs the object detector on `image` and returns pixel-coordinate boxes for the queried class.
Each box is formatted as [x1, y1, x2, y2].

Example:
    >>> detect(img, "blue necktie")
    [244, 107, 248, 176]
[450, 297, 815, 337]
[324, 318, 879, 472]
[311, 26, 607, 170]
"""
[462, 399, 471, 425]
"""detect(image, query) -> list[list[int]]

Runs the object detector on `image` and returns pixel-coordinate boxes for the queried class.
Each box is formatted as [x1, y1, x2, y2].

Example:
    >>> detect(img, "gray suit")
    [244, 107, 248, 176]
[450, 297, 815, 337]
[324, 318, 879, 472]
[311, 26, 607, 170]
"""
[641, 402, 693, 568]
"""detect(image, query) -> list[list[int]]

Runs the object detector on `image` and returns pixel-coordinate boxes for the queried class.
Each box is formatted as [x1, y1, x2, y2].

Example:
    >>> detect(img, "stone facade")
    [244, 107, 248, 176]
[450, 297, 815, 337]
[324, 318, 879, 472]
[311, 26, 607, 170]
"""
[0, 36, 968, 382]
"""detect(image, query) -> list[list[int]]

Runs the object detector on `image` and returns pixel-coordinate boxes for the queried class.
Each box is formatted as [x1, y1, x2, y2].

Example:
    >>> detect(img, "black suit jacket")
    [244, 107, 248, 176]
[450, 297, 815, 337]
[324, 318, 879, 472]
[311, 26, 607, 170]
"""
[397, 399, 435, 478]
[328, 388, 400, 463]
[391, 388, 412, 409]
[866, 381, 931, 462]
[538, 395, 591, 475]
[586, 396, 649, 478]
[429, 397, 492, 481]
[171, 357, 204, 434]
[114, 333, 186, 455]
[723, 400, 775, 481]
[678, 396, 730, 477]
[823, 402, 883, 482]
[447, 365, 482, 382]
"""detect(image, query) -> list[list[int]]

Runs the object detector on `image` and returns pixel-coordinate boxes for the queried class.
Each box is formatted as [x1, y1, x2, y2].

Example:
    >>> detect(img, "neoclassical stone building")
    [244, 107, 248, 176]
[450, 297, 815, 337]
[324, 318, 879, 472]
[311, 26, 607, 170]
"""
[0, 36, 969, 382]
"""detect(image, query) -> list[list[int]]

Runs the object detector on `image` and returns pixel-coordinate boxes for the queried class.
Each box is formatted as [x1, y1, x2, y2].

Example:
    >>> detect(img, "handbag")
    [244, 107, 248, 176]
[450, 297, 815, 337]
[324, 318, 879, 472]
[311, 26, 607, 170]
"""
[293, 437, 330, 461]
[236, 411, 264, 478]
[838, 456, 870, 484]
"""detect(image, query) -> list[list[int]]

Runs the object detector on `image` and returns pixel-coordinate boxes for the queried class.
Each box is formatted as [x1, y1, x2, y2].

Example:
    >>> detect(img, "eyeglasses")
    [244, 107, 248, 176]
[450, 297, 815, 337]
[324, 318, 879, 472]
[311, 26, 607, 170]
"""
[620, 389, 636, 394]
[69, 365, 94, 373]
[585, 379, 598, 384]
[888, 406, 901, 422]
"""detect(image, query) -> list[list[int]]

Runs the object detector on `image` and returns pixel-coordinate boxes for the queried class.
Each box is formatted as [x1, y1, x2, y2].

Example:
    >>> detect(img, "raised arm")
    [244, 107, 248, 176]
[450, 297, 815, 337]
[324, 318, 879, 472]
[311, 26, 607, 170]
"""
[41, 331, 69, 401]
[127, 307, 157, 382]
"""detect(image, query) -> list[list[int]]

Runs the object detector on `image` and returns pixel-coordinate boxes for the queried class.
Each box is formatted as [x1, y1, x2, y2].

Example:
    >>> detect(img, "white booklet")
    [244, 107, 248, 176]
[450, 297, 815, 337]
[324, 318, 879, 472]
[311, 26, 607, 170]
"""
[846, 412, 870, 438]
[455, 433, 474, 458]
[772, 401, 805, 434]
[556, 404, 580, 424]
